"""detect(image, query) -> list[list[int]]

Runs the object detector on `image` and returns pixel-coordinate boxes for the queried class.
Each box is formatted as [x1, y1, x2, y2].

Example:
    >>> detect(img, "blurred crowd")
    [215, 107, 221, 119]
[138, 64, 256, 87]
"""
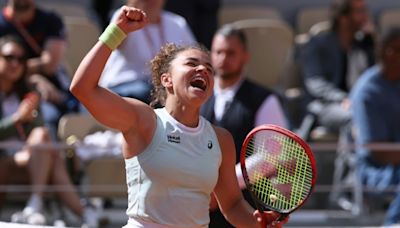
[0, 0, 399, 227]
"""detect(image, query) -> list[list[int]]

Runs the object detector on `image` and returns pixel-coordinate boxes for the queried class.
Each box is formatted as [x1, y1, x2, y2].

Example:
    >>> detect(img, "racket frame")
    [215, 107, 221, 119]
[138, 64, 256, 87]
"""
[239, 124, 317, 216]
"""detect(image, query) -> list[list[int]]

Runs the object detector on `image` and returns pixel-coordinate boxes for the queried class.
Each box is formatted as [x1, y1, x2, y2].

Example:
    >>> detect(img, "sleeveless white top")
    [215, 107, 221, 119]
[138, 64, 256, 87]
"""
[125, 108, 222, 228]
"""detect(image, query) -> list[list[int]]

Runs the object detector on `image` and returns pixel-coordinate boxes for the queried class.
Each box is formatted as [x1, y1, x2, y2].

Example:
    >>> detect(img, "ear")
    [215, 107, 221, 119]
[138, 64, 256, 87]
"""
[160, 72, 172, 88]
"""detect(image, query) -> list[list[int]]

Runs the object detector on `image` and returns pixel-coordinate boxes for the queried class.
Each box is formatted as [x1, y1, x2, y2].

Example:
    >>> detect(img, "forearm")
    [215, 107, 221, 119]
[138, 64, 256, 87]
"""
[305, 77, 347, 102]
[27, 39, 66, 76]
[223, 199, 258, 228]
[70, 41, 112, 101]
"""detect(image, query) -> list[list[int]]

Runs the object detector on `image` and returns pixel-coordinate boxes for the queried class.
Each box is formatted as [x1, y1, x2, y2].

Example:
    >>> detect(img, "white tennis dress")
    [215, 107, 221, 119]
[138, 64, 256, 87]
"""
[124, 108, 222, 228]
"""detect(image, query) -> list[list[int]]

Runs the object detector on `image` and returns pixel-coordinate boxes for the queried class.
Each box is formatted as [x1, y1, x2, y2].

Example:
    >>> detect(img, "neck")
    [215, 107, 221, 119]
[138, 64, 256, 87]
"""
[148, 13, 161, 24]
[0, 79, 13, 95]
[164, 100, 200, 128]
[217, 74, 242, 89]
[337, 25, 355, 51]
[382, 65, 400, 81]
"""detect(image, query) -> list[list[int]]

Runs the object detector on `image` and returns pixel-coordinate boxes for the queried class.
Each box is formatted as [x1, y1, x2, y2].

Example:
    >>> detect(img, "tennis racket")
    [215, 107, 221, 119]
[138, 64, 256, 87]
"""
[240, 124, 317, 227]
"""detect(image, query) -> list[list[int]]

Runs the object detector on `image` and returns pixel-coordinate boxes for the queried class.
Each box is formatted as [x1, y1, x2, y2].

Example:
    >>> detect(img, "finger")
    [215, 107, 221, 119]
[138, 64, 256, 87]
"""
[263, 211, 281, 221]
[125, 8, 146, 22]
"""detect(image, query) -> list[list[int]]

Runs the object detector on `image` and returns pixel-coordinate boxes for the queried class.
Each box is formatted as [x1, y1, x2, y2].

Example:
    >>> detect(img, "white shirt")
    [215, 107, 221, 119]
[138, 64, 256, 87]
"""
[213, 77, 288, 128]
[100, 10, 196, 87]
[2, 93, 19, 118]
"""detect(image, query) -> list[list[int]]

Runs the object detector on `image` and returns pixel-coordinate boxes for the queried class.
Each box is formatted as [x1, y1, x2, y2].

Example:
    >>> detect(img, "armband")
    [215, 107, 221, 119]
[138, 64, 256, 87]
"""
[98, 23, 127, 50]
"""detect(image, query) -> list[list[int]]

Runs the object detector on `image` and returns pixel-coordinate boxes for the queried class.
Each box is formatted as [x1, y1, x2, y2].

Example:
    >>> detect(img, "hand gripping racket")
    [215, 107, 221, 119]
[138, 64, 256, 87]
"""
[240, 124, 317, 227]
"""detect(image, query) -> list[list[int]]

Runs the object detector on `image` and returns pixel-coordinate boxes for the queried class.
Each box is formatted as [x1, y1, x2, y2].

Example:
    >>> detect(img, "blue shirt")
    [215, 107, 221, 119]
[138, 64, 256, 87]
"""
[350, 65, 400, 161]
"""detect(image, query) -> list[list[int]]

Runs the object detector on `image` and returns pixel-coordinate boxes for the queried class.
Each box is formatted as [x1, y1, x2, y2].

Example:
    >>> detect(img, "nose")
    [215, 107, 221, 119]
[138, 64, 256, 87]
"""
[195, 64, 210, 76]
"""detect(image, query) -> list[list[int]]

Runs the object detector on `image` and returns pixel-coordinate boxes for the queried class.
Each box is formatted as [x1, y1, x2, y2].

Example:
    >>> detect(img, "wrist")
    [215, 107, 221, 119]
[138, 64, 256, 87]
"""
[12, 113, 22, 124]
[99, 23, 127, 50]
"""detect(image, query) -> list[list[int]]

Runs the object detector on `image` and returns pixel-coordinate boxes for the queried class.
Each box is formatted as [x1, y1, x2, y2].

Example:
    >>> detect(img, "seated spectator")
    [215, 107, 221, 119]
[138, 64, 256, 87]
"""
[99, 0, 196, 103]
[201, 24, 288, 227]
[0, 35, 96, 227]
[350, 27, 400, 226]
[299, 0, 375, 138]
[0, 0, 79, 138]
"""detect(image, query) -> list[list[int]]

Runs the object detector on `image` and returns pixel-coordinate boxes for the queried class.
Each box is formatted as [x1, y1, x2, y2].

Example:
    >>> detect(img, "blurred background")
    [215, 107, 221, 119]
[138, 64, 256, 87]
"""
[1, 0, 400, 227]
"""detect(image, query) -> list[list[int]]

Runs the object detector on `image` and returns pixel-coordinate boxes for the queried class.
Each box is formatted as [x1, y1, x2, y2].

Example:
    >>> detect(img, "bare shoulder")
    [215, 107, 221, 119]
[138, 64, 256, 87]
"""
[121, 98, 158, 158]
[212, 125, 236, 158]
[212, 125, 233, 141]
[123, 97, 157, 134]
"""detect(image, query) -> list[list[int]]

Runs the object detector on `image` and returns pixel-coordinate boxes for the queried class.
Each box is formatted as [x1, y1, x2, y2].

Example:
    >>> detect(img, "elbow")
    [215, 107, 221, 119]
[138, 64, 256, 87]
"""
[69, 81, 84, 100]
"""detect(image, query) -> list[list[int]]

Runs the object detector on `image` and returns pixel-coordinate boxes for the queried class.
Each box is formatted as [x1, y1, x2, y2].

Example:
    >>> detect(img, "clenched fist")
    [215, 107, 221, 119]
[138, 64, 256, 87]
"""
[115, 6, 149, 34]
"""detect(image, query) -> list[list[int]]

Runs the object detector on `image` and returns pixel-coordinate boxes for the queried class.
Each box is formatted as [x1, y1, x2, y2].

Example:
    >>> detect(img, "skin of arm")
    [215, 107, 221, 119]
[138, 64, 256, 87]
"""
[70, 6, 155, 159]
[27, 39, 66, 76]
[213, 125, 258, 227]
[213, 126, 287, 227]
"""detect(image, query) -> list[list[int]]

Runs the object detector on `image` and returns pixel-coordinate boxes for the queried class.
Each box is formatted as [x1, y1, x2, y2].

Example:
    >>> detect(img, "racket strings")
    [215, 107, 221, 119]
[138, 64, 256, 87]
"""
[244, 132, 313, 212]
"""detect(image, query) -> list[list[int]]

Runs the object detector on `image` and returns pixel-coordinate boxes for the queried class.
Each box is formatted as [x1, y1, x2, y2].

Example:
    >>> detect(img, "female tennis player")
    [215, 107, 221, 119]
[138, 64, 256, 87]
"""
[70, 5, 288, 228]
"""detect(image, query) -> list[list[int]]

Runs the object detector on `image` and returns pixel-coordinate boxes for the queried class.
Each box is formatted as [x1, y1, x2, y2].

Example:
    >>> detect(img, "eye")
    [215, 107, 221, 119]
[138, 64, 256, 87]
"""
[206, 66, 214, 75]
[186, 61, 197, 67]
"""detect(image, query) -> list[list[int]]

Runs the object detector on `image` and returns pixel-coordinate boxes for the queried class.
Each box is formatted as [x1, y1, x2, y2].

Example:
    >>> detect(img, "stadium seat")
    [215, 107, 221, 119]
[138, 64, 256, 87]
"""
[296, 7, 330, 34]
[379, 8, 400, 32]
[218, 5, 282, 27]
[230, 19, 294, 91]
[57, 113, 127, 198]
[38, 2, 90, 18]
[63, 16, 101, 76]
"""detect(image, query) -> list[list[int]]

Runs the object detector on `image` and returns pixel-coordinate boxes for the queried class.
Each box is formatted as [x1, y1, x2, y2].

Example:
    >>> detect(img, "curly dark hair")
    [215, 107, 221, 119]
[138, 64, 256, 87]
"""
[149, 42, 209, 107]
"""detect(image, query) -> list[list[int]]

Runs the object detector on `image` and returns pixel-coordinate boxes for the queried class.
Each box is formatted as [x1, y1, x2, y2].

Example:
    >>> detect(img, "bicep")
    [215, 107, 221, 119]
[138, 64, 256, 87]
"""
[82, 87, 153, 133]
[213, 127, 243, 212]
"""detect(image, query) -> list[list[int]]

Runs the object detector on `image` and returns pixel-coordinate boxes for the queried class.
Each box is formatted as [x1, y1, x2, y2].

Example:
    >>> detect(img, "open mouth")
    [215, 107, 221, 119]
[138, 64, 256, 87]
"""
[190, 76, 207, 91]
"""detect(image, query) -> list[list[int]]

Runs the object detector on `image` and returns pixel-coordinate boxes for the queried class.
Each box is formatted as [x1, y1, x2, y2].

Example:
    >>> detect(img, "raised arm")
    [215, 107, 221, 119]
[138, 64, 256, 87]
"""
[70, 6, 152, 133]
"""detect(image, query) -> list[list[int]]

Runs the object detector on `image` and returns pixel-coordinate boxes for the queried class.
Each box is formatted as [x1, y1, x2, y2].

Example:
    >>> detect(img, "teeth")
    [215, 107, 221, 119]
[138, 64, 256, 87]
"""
[190, 76, 207, 90]
[196, 77, 206, 84]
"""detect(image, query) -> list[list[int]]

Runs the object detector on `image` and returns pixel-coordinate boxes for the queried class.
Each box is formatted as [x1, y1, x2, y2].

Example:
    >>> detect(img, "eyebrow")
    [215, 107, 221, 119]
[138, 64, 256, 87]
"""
[186, 57, 213, 70]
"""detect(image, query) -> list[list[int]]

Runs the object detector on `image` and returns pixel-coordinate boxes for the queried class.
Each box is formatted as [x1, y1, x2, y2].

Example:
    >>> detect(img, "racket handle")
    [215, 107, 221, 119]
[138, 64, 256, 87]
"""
[262, 213, 287, 228]
[259, 217, 266, 228]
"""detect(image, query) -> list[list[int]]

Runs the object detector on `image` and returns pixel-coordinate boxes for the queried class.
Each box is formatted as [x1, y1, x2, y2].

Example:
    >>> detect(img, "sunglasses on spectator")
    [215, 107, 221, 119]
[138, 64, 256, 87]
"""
[1, 54, 26, 64]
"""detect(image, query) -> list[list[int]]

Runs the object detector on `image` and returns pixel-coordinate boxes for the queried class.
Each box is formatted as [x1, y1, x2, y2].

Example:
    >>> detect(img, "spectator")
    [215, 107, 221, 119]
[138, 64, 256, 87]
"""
[350, 26, 400, 226]
[202, 24, 288, 162]
[99, 0, 196, 103]
[201, 24, 288, 227]
[299, 0, 375, 137]
[70, 5, 289, 228]
[0, 35, 97, 227]
[0, 0, 79, 138]
[164, 0, 220, 48]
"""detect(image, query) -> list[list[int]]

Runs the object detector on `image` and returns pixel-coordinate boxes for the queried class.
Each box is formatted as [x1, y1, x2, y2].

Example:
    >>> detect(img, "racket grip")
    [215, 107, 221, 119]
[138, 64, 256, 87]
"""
[259, 218, 266, 228]
[263, 213, 287, 228]
[277, 214, 287, 222]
